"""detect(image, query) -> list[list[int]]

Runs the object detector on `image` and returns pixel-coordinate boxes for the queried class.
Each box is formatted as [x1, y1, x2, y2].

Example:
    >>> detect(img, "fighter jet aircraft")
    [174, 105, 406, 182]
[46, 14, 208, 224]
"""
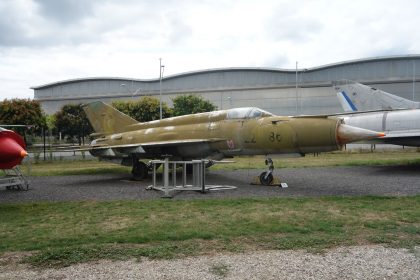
[334, 80, 420, 147]
[0, 127, 28, 169]
[82, 101, 384, 183]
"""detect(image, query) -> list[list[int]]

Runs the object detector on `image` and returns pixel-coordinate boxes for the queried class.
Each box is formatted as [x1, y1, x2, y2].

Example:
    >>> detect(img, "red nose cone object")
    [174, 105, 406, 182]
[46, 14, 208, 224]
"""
[0, 128, 28, 169]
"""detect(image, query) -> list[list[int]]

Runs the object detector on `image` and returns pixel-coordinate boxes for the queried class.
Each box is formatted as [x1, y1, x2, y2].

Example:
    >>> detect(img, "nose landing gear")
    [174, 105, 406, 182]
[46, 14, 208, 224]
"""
[259, 158, 274, 185]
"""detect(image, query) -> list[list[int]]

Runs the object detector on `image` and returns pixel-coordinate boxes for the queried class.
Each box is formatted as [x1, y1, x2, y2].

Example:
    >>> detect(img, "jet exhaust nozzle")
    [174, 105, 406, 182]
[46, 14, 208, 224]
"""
[337, 124, 385, 145]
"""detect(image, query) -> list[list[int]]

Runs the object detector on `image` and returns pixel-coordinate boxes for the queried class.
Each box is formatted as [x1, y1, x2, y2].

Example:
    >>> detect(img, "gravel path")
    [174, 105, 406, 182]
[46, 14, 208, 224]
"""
[1, 245, 419, 279]
[1, 165, 419, 202]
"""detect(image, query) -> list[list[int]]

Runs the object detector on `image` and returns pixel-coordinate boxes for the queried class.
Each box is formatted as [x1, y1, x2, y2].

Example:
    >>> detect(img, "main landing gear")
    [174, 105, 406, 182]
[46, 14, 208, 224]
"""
[259, 158, 274, 186]
[132, 160, 148, 180]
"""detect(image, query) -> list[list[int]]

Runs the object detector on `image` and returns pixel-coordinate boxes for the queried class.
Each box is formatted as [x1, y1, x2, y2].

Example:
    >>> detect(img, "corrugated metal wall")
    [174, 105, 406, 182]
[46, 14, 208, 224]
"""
[34, 56, 420, 114]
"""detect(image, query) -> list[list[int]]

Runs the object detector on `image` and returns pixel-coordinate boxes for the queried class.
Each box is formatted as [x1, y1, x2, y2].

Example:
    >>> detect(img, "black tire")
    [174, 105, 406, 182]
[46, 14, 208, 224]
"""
[132, 161, 148, 180]
[259, 172, 273, 186]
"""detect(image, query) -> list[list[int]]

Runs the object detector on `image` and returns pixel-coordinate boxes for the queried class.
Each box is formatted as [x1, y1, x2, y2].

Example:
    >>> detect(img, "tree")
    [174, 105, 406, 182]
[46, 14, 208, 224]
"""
[0, 99, 46, 135]
[172, 95, 217, 116]
[45, 115, 56, 131]
[54, 104, 92, 145]
[112, 97, 172, 122]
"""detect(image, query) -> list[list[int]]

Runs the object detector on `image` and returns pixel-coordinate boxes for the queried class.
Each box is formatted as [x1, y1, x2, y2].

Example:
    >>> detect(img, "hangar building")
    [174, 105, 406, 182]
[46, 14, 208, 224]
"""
[33, 55, 420, 115]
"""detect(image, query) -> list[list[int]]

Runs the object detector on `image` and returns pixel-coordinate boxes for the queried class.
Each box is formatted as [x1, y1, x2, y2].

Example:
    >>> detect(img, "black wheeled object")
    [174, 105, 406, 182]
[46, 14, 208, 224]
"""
[259, 158, 275, 185]
[132, 160, 148, 180]
[259, 171, 273, 185]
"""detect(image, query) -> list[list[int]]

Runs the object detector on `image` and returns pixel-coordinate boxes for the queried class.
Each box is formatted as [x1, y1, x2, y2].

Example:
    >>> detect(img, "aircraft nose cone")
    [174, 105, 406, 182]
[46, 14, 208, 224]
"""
[337, 124, 385, 145]
[0, 132, 27, 169]
[0, 138, 25, 159]
[20, 149, 28, 158]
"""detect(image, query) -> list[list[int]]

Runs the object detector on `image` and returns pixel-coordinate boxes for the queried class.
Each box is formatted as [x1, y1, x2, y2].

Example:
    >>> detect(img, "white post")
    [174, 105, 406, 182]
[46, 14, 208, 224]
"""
[295, 61, 298, 114]
[413, 60, 416, 103]
[163, 157, 169, 188]
[159, 58, 164, 120]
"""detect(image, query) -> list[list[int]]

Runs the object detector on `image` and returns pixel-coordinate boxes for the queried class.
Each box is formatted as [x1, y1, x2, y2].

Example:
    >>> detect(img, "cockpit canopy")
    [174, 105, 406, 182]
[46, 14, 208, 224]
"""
[226, 107, 273, 119]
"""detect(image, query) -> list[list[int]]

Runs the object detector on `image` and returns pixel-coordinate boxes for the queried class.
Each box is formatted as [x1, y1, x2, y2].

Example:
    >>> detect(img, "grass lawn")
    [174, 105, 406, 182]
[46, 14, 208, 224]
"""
[2, 150, 419, 267]
[22, 150, 420, 176]
[22, 160, 131, 177]
[0, 196, 419, 267]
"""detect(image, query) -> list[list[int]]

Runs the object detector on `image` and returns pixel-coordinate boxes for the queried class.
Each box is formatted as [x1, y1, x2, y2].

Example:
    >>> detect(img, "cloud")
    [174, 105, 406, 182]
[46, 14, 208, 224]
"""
[0, 0, 114, 48]
[264, 5, 323, 44]
[0, 16, 25, 46]
[263, 54, 290, 69]
[34, 0, 95, 25]
[165, 12, 193, 46]
[1, 0, 420, 100]
[0, 1, 41, 47]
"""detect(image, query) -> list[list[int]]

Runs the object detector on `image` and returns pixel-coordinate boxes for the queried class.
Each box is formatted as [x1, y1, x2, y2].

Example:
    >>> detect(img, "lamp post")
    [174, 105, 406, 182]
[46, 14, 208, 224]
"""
[295, 61, 298, 115]
[159, 58, 165, 120]
[413, 60, 416, 103]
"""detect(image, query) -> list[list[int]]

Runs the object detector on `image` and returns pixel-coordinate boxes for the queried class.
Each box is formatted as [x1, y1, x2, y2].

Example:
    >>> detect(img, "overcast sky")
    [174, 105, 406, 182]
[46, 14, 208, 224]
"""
[1, 0, 419, 100]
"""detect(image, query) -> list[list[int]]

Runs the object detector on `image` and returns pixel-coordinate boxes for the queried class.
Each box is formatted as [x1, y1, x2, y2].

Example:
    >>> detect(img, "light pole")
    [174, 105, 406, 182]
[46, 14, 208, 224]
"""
[295, 61, 298, 115]
[159, 58, 165, 120]
[413, 60, 416, 103]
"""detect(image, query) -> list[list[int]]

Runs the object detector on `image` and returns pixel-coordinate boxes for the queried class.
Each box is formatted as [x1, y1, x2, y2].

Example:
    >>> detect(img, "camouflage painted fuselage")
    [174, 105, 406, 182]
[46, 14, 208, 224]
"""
[86, 105, 342, 161]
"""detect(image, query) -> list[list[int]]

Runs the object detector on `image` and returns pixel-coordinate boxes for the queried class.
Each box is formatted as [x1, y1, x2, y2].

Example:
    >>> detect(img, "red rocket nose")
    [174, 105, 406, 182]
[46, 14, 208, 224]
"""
[20, 149, 28, 158]
[0, 130, 28, 169]
[0, 137, 25, 159]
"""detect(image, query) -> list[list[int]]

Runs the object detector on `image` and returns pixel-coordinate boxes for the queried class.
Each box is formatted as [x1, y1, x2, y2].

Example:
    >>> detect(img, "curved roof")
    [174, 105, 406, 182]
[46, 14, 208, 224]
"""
[32, 55, 420, 90]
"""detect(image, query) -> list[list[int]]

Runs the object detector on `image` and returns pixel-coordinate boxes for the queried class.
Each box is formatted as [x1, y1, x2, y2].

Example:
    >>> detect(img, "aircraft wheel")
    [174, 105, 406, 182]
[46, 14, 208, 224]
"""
[259, 172, 273, 186]
[132, 161, 148, 180]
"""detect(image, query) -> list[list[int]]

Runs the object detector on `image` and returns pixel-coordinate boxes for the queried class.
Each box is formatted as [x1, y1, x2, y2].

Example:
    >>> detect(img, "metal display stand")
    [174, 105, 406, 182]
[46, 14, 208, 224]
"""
[147, 158, 236, 198]
[0, 166, 29, 191]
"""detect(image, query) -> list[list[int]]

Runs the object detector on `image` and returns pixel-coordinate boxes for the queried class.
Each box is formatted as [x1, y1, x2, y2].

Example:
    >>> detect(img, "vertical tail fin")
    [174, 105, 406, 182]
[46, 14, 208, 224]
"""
[333, 80, 420, 111]
[336, 91, 358, 112]
[82, 101, 138, 135]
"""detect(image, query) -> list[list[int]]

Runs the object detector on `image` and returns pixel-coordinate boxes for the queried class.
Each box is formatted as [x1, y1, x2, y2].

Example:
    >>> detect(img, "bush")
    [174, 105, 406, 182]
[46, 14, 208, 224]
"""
[172, 95, 217, 116]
